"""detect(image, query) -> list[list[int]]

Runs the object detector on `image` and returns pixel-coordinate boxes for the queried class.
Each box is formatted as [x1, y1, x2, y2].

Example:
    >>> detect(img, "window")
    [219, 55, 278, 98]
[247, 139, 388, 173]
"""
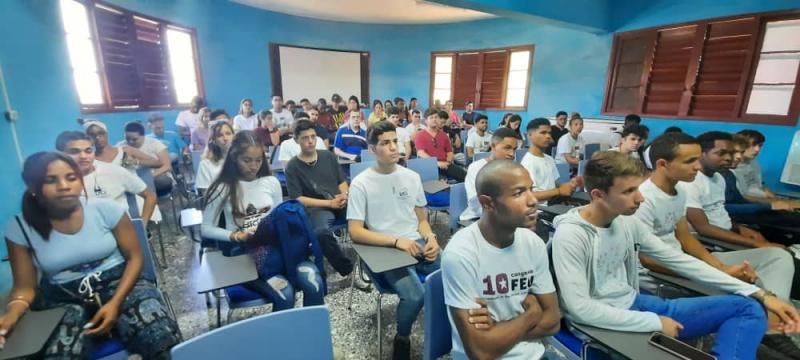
[602, 10, 800, 125]
[59, 0, 204, 112]
[430, 45, 534, 110]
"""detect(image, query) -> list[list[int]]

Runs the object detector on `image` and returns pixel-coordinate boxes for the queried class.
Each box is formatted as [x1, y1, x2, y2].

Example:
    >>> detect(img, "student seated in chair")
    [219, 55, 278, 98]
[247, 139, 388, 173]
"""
[459, 128, 518, 224]
[118, 121, 171, 195]
[333, 111, 368, 162]
[386, 107, 412, 162]
[609, 124, 648, 161]
[347, 121, 441, 360]
[521, 118, 581, 207]
[732, 129, 775, 200]
[682, 131, 787, 248]
[56, 131, 158, 225]
[635, 132, 800, 356]
[278, 112, 327, 169]
[285, 120, 369, 291]
[464, 114, 492, 159]
[195, 121, 234, 195]
[551, 151, 800, 360]
[0, 152, 180, 358]
[202, 131, 324, 311]
[415, 108, 467, 182]
[444, 160, 561, 359]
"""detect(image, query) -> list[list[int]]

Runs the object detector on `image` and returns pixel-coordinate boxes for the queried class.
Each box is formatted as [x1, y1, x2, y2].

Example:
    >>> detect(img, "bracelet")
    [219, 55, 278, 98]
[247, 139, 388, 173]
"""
[7, 299, 30, 311]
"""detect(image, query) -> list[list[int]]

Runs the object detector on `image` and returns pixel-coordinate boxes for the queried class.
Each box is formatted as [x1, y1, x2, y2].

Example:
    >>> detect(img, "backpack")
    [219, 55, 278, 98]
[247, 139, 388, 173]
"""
[249, 200, 327, 294]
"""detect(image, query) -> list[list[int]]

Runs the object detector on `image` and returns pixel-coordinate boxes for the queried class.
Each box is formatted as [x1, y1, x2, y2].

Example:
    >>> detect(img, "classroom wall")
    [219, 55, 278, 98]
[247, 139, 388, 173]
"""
[0, 0, 797, 291]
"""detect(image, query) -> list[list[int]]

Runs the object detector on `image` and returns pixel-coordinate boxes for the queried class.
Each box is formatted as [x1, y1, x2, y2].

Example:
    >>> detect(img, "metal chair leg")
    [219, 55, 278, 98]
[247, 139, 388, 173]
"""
[348, 256, 359, 310]
[156, 223, 167, 269]
[377, 293, 383, 359]
[215, 290, 222, 328]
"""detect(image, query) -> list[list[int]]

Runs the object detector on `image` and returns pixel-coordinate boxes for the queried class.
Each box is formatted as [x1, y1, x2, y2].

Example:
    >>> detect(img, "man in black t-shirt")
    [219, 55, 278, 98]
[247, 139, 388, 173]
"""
[286, 120, 362, 281]
[546, 110, 569, 156]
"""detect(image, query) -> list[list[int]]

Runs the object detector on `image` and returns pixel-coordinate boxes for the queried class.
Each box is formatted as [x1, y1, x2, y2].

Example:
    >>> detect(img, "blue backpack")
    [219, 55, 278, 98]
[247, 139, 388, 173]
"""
[249, 200, 327, 295]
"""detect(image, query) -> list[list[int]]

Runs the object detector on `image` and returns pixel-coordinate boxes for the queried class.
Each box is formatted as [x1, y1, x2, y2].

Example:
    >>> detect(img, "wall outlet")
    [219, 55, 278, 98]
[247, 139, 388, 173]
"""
[4, 110, 18, 122]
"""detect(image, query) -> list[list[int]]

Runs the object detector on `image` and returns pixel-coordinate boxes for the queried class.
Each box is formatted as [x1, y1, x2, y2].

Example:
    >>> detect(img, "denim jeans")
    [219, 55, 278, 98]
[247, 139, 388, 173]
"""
[630, 294, 767, 360]
[382, 238, 441, 337]
[307, 208, 354, 276]
[246, 261, 325, 311]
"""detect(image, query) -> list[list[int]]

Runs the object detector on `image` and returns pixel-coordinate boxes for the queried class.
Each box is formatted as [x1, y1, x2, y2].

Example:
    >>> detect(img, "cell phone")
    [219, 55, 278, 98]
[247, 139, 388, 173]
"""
[648, 332, 716, 360]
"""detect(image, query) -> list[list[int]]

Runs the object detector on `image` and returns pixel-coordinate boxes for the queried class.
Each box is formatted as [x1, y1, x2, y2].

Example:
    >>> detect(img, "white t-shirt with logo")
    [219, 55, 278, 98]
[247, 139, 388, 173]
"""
[460, 159, 487, 221]
[271, 109, 295, 131]
[347, 166, 427, 240]
[679, 172, 732, 230]
[443, 223, 555, 359]
[396, 126, 411, 155]
[233, 113, 259, 132]
[555, 133, 584, 165]
[278, 137, 327, 163]
[520, 152, 559, 206]
[85, 161, 162, 222]
[466, 131, 492, 154]
[176, 109, 202, 131]
[635, 178, 685, 251]
[235, 177, 283, 231]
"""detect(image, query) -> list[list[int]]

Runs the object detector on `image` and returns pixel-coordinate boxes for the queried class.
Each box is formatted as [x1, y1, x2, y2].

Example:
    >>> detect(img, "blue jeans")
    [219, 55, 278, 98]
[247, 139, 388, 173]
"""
[382, 239, 441, 337]
[307, 208, 353, 276]
[247, 261, 325, 311]
[630, 294, 767, 360]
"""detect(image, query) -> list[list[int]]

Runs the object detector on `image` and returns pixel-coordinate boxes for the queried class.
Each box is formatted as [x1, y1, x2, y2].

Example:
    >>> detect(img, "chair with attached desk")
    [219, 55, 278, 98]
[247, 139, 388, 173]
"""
[171, 306, 334, 360]
[407, 157, 450, 223]
[360, 149, 377, 162]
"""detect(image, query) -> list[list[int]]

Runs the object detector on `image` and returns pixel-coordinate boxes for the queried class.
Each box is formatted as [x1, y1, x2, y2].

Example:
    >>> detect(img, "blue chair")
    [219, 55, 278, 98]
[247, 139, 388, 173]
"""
[360, 149, 377, 162]
[423, 270, 451, 360]
[557, 163, 571, 184]
[171, 306, 334, 360]
[515, 148, 527, 162]
[350, 160, 375, 179]
[136, 166, 173, 268]
[472, 152, 490, 162]
[448, 183, 468, 234]
[407, 157, 449, 221]
[577, 160, 588, 178]
[584, 143, 601, 160]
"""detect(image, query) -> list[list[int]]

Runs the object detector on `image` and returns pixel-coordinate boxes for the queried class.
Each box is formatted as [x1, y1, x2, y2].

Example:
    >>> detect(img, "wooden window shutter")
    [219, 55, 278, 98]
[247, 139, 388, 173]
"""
[452, 53, 479, 108]
[132, 16, 174, 108]
[93, 4, 141, 108]
[687, 17, 758, 117]
[606, 34, 653, 113]
[642, 26, 698, 116]
[478, 51, 509, 109]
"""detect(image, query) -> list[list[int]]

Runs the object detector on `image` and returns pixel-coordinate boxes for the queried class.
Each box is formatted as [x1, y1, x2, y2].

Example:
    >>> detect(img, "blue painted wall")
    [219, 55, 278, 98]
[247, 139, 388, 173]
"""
[0, 0, 798, 291]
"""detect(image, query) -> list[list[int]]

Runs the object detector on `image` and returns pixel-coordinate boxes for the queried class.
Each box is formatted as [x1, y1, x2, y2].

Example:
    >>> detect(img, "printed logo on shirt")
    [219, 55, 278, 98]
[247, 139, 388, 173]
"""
[241, 203, 269, 231]
[393, 186, 410, 200]
[481, 269, 536, 299]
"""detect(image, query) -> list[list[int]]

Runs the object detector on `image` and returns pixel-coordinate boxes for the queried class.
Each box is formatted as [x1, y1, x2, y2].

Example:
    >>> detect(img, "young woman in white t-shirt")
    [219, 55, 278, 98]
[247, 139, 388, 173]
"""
[0, 152, 180, 358]
[201, 131, 324, 311]
[233, 98, 258, 131]
[195, 121, 234, 194]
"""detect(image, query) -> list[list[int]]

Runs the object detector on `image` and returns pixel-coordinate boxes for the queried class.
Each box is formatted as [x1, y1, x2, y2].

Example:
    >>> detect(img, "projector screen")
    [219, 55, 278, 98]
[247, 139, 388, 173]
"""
[270, 44, 369, 104]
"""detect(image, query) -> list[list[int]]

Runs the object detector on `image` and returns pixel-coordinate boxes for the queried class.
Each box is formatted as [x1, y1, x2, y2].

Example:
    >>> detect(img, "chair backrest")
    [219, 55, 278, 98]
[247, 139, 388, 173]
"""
[460, 129, 468, 153]
[126, 192, 141, 219]
[270, 145, 282, 171]
[448, 183, 467, 233]
[360, 149, 377, 162]
[191, 150, 202, 175]
[406, 157, 439, 182]
[350, 161, 375, 179]
[515, 148, 527, 162]
[472, 152, 490, 163]
[584, 143, 601, 160]
[423, 270, 451, 360]
[171, 305, 334, 360]
[136, 166, 156, 192]
[132, 218, 157, 283]
[577, 160, 588, 178]
[556, 163, 571, 184]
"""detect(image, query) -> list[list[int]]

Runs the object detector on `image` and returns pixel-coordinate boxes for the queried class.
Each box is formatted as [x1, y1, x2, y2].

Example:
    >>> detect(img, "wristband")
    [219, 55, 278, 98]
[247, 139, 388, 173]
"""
[393, 238, 399, 248]
[7, 299, 30, 312]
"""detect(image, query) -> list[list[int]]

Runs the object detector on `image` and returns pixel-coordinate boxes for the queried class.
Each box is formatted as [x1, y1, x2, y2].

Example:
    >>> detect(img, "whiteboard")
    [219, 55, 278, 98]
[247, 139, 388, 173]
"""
[781, 130, 800, 185]
[278, 45, 364, 103]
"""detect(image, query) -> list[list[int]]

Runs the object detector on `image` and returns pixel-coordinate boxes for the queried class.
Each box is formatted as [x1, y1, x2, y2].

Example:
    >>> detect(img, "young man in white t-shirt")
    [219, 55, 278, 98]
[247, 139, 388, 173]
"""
[347, 121, 441, 360]
[460, 128, 518, 222]
[636, 132, 800, 355]
[551, 151, 800, 360]
[465, 114, 492, 159]
[405, 109, 426, 142]
[554, 116, 584, 167]
[119, 122, 173, 194]
[175, 96, 205, 139]
[387, 106, 412, 161]
[444, 160, 560, 359]
[56, 131, 158, 224]
[681, 131, 785, 249]
[521, 118, 580, 206]
[271, 95, 295, 140]
[609, 124, 647, 160]
[733, 129, 773, 199]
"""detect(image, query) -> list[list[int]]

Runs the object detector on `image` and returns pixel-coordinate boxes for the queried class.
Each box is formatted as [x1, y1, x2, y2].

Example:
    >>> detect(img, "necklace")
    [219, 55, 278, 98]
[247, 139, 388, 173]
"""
[299, 152, 318, 166]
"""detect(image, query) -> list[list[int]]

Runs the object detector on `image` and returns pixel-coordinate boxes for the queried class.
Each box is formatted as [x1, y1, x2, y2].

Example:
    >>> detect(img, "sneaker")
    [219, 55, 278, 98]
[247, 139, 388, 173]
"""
[763, 334, 800, 360]
[392, 336, 410, 360]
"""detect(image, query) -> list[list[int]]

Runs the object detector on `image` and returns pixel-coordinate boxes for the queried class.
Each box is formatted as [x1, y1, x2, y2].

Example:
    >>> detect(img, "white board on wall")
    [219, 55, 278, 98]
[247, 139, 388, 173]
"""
[275, 45, 367, 103]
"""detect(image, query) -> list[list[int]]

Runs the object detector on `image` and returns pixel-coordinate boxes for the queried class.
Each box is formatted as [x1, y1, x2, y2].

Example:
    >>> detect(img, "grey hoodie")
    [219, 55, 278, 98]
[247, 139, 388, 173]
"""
[551, 207, 760, 332]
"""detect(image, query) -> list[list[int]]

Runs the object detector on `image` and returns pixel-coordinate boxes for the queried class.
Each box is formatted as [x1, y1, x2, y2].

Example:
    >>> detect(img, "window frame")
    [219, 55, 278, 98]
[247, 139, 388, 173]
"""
[601, 9, 800, 125]
[63, 0, 205, 114]
[429, 44, 535, 111]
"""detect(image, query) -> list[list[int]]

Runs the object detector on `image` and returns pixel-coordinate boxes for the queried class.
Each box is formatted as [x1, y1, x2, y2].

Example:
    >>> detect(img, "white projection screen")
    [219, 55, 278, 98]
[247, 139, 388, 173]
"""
[271, 44, 369, 103]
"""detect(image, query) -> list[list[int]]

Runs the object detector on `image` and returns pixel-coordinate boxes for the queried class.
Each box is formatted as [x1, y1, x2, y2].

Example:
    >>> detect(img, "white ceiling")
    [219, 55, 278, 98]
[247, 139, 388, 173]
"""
[231, 0, 493, 24]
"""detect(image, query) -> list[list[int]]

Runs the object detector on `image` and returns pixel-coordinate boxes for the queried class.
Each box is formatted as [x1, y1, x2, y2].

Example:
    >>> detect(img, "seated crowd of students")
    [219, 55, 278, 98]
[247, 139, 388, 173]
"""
[3, 91, 800, 360]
